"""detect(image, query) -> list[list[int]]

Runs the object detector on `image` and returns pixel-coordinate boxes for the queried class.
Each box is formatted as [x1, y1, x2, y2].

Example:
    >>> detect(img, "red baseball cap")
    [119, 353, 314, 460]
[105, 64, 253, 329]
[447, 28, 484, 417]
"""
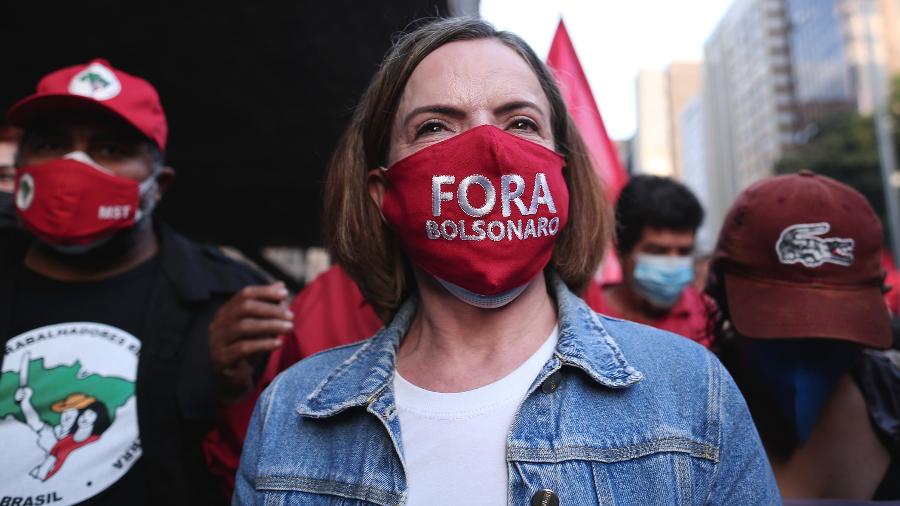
[712, 171, 891, 349]
[8, 59, 167, 151]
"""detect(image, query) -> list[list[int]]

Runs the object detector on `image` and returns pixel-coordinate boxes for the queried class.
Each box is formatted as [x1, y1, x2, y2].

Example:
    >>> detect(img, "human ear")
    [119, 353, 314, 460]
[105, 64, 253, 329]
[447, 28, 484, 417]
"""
[155, 166, 176, 200]
[367, 168, 387, 213]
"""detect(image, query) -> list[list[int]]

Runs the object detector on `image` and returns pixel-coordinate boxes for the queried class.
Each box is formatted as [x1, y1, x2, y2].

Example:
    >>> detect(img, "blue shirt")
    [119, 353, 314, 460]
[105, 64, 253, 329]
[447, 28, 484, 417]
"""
[235, 274, 780, 505]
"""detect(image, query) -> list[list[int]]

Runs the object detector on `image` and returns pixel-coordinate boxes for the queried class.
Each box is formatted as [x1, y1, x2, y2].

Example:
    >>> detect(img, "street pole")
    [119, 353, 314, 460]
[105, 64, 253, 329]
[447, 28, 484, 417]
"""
[864, 0, 900, 267]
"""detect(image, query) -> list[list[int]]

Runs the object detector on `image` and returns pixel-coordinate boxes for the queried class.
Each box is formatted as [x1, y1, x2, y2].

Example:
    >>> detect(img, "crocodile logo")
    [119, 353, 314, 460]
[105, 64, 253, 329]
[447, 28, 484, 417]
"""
[776, 222, 854, 268]
[68, 62, 121, 101]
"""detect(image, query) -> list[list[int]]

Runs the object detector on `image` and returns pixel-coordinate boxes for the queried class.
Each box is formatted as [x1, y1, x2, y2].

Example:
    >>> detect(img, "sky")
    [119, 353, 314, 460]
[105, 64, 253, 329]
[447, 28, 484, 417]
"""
[480, 0, 734, 141]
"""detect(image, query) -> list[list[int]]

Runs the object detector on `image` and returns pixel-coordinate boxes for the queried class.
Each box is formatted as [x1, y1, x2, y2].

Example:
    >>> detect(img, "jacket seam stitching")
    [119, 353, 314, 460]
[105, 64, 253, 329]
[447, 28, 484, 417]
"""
[255, 475, 399, 505]
[703, 354, 724, 504]
[507, 436, 719, 463]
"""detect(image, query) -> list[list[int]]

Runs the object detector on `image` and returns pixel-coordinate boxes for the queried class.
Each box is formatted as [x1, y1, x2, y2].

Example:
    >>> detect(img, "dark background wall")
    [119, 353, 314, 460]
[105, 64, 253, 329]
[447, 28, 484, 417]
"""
[2, 0, 448, 249]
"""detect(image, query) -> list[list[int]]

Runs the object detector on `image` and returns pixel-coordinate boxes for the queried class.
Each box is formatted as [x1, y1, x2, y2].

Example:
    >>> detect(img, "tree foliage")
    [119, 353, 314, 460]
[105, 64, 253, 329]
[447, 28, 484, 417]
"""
[776, 76, 900, 230]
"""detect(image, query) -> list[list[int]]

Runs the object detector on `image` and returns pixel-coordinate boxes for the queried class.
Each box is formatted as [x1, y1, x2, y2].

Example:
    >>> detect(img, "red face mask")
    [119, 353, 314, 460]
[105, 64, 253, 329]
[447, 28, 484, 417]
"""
[382, 125, 569, 304]
[15, 152, 155, 251]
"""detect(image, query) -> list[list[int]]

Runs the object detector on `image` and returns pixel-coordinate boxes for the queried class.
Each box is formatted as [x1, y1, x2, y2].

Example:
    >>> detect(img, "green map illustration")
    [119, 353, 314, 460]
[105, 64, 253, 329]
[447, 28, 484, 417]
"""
[0, 357, 133, 426]
[79, 72, 110, 90]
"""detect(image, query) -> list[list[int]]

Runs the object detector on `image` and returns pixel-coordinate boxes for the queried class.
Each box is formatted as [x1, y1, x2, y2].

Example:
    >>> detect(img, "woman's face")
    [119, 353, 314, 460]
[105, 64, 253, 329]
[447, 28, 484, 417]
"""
[77, 408, 97, 427]
[387, 38, 555, 166]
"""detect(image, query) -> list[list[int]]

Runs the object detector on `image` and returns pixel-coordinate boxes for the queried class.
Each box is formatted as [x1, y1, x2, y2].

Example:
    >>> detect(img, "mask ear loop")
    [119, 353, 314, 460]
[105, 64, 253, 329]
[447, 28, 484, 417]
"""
[134, 168, 161, 222]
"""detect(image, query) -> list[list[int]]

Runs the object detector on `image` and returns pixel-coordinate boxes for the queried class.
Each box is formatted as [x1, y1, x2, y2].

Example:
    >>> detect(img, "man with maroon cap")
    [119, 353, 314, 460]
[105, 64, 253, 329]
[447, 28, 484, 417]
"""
[0, 59, 267, 505]
[706, 171, 899, 502]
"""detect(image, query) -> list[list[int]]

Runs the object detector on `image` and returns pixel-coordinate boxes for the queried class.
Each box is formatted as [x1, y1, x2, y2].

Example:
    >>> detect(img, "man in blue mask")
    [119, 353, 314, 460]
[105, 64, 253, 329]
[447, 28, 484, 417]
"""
[585, 175, 710, 346]
[706, 172, 898, 502]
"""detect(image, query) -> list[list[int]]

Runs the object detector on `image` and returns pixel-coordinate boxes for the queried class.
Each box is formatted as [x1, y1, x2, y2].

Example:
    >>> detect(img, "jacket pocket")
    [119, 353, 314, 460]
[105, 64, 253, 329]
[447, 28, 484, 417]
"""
[591, 451, 715, 506]
[510, 438, 717, 506]
[254, 476, 400, 506]
[255, 490, 383, 506]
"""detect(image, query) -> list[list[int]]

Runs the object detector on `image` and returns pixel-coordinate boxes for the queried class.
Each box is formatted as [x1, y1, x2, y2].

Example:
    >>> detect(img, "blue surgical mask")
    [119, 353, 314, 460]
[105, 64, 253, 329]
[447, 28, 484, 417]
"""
[436, 277, 530, 309]
[632, 254, 694, 308]
[741, 339, 862, 447]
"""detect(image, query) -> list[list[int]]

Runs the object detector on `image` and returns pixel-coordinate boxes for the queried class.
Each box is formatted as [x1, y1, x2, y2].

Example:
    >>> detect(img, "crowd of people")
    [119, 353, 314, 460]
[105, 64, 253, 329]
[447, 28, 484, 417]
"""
[1, 16, 898, 506]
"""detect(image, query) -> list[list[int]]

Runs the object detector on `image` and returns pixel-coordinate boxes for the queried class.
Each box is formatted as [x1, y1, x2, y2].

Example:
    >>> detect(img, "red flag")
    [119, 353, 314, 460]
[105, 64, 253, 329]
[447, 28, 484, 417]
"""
[546, 18, 627, 282]
[546, 19, 628, 200]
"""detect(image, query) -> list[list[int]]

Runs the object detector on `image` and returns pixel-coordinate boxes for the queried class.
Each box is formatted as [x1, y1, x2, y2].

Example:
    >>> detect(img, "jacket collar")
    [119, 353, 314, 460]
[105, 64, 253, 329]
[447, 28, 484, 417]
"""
[297, 273, 643, 418]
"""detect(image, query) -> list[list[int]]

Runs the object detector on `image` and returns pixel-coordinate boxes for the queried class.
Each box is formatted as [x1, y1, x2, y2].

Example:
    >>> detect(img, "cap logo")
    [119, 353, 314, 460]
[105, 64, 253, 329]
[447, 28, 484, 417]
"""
[16, 174, 35, 211]
[776, 222, 854, 268]
[68, 62, 121, 101]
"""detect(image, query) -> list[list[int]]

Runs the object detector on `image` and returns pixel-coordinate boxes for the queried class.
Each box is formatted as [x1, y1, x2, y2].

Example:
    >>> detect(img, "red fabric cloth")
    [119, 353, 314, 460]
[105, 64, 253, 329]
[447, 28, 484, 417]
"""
[546, 19, 628, 285]
[10, 58, 168, 150]
[202, 265, 382, 497]
[582, 282, 713, 348]
[16, 157, 141, 247]
[383, 125, 568, 295]
[546, 19, 627, 202]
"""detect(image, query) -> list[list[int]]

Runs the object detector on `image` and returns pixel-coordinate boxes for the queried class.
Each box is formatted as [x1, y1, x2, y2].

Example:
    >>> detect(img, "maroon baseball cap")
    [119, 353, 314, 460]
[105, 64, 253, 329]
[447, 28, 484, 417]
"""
[712, 171, 891, 348]
[8, 59, 167, 150]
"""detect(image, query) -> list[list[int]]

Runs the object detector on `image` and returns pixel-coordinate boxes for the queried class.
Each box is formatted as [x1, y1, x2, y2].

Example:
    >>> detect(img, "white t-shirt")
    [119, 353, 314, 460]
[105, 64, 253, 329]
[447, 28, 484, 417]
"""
[393, 326, 558, 506]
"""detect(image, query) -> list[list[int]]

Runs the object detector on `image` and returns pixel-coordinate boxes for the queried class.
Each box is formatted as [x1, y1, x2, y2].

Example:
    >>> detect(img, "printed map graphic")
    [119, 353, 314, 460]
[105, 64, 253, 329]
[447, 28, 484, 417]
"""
[0, 358, 132, 426]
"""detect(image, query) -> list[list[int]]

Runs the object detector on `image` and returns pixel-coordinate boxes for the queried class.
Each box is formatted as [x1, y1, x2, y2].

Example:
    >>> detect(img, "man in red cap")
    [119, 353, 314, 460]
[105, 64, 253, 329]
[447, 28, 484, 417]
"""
[0, 59, 270, 506]
[706, 171, 899, 502]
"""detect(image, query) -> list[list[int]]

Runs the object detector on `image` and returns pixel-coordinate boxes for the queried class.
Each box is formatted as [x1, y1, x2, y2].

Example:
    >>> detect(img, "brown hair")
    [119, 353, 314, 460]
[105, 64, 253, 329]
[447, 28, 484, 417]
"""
[324, 17, 610, 321]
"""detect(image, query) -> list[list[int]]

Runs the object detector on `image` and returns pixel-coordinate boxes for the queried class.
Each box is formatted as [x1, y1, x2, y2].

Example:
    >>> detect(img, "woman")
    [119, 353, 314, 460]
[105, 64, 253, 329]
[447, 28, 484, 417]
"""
[235, 18, 777, 505]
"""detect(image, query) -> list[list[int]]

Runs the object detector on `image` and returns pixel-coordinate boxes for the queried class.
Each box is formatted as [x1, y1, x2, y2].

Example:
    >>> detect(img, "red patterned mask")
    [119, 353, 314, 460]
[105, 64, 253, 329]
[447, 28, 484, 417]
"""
[382, 125, 569, 304]
[15, 152, 156, 252]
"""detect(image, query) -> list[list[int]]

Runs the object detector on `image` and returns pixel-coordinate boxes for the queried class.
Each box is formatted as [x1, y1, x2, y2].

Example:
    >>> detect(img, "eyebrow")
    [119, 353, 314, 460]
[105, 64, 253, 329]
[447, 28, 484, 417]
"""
[402, 105, 466, 129]
[401, 100, 547, 129]
[493, 100, 545, 117]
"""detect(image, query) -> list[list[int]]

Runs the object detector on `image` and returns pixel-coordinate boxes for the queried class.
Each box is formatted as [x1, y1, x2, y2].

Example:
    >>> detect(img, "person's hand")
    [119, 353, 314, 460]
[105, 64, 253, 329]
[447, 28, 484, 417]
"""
[15, 386, 32, 403]
[209, 282, 293, 404]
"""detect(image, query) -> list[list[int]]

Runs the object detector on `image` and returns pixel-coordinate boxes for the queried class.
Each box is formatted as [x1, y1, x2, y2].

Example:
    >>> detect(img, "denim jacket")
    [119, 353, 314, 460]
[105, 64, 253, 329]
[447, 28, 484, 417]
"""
[235, 275, 780, 505]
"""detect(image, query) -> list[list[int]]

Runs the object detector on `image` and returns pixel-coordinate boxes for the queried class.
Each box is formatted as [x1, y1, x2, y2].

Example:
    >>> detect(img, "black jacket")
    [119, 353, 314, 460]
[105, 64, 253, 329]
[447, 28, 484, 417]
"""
[0, 223, 266, 505]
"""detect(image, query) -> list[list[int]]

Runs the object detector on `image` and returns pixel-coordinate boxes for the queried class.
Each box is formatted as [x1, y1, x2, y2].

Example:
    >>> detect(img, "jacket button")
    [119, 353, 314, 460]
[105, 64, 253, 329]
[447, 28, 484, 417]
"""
[531, 489, 559, 506]
[541, 371, 562, 394]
